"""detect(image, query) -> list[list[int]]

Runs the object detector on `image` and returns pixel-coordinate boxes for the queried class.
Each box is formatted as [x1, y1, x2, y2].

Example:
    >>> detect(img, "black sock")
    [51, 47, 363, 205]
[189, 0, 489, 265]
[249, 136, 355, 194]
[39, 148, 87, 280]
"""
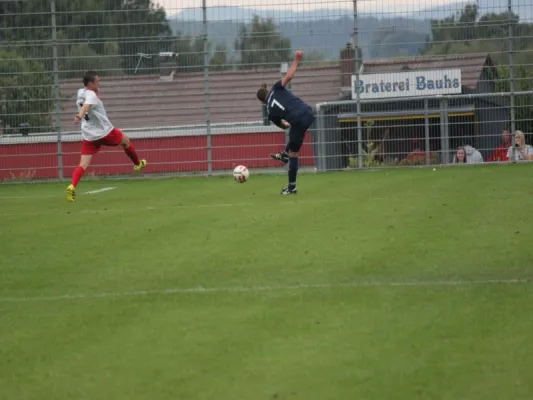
[284, 143, 290, 154]
[288, 157, 298, 189]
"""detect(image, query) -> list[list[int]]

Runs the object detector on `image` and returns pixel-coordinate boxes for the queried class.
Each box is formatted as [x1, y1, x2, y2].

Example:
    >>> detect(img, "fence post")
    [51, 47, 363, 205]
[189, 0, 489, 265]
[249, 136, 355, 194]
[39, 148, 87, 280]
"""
[424, 98, 430, 166]
[315, 105, 325, 171]
[281, 63, 290, 146]
[440, 98, 450, 164]
[353, 0, 363, 169]
[508, 0, 516, 133]
[51, 0, 63, 180]
[202, 0, 212, 176]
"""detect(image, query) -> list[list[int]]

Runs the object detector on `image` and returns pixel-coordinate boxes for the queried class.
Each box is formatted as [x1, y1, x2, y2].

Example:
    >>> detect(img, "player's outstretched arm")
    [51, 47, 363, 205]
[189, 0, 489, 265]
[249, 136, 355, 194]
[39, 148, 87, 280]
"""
[74, 103, 92, 124]
[281, 50, 303, 88]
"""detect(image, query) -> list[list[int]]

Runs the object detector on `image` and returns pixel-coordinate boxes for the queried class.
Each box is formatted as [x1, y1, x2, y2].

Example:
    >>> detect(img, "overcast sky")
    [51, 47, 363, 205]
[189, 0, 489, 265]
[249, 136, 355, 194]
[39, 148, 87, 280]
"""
[158, 0, 463, 15]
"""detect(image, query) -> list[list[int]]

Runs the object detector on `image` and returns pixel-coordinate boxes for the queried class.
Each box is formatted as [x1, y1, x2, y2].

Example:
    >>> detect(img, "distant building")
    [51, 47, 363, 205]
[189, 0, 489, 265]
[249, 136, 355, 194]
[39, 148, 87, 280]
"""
[330, 51, 509, 165]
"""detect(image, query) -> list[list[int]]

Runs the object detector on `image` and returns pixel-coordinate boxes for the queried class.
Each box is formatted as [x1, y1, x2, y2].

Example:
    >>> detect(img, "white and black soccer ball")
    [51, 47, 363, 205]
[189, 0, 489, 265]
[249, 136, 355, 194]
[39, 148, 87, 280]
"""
[233, 165, 249, 183]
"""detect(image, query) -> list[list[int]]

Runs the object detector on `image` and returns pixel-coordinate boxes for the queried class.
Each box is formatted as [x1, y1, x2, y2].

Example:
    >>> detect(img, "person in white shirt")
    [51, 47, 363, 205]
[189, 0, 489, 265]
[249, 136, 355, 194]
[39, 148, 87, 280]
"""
[506, 130, 533, 162]
[452, 145, 484, 164]
[66, 71, 147, 202]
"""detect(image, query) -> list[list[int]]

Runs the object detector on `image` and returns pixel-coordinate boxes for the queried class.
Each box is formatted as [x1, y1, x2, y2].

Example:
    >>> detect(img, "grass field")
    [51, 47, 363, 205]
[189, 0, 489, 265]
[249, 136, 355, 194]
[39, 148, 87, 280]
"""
[1, 164, 532, 399]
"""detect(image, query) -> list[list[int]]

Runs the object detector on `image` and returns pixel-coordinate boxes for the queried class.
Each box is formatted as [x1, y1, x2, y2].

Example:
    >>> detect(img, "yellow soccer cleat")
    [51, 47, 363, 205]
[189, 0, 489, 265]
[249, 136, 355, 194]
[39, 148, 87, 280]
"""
[134, 159, 147, 173]
[66, 184, 76, 202]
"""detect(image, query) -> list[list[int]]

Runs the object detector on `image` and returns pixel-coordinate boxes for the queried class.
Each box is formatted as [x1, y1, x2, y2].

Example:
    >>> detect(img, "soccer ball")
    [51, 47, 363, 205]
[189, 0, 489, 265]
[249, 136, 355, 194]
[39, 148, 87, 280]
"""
[233, 165, 249, 183]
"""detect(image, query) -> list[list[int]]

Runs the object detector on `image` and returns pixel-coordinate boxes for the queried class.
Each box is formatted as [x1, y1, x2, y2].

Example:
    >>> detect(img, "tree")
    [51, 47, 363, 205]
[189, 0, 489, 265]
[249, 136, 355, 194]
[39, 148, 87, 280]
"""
[299, 50, 331, 67]
[171, 34, 206, 73]
[0, 51, 53, 134]
[1, 0, 172, 75]
[115, 0, 172, 74]
[234, 15, 292, 69]
[159, 37, 230, 74]
[0, 0, 173, 134]
[370, 27, 426, 58]
[60, 41, 124, 80]
[210, 43, 229, 71]
[423, 5, 533, 133]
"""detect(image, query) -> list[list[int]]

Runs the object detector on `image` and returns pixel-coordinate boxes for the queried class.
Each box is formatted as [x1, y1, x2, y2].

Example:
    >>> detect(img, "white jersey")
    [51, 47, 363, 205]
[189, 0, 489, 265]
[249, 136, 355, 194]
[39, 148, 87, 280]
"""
[76, 88, 114, 141]
[507, 144, 533, 162]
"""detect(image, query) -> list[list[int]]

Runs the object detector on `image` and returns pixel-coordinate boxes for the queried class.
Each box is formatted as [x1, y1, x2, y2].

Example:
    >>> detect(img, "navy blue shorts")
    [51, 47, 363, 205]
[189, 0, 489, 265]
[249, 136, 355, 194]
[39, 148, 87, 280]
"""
[288, 111, 315, 152]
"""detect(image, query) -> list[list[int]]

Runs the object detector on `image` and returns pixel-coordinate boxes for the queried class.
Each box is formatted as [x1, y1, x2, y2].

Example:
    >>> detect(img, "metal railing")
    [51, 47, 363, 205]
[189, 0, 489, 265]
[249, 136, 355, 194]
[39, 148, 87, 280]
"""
[1, 0, 532, 180]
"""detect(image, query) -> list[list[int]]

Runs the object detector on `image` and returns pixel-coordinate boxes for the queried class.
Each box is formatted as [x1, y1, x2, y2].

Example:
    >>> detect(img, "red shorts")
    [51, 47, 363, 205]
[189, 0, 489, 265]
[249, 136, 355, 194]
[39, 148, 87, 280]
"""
[81, 128, 124, 155]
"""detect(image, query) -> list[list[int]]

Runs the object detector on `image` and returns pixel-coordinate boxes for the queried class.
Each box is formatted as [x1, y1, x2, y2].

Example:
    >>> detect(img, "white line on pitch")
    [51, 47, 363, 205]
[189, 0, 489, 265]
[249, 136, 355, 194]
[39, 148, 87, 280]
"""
[84, 187, 117, 195]
[0, 278, 528, 303]
[0, 187, 118, 199]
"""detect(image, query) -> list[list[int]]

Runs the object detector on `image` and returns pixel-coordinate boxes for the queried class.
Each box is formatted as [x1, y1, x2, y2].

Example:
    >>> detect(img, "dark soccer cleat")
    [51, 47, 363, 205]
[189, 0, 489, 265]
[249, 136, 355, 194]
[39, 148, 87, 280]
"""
[270, 151, 289, 164]
[280, 187, 297, 195]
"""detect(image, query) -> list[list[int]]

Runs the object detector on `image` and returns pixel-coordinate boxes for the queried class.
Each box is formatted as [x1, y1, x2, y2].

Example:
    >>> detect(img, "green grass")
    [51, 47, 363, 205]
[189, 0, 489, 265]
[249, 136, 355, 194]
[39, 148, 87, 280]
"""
[1, 164, 532, 399]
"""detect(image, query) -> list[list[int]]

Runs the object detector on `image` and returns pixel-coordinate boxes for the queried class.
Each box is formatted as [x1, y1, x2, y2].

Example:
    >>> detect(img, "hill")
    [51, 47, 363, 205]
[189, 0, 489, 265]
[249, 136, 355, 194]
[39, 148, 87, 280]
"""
[170, 0, 532, 22]
[170, 16, 430, 60]
[169, 0, 531, 61]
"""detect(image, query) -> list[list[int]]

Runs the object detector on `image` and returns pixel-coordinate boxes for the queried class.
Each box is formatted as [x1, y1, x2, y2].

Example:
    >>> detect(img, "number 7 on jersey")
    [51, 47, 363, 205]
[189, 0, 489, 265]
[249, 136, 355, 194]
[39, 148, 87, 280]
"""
[270, 98, 285, 110]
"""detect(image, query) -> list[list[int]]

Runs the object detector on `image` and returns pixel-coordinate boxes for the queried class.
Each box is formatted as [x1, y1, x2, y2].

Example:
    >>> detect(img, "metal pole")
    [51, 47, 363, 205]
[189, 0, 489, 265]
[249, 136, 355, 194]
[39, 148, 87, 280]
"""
[353, 0, 363, 168]
[316, 106, 326, 171]
[51, 0, 63, 180]
[202, 0, 212, 176]
[439, 99, 446, 164]
[135, 57, 142, 74]
[316, 90, 533, 109]
[281, 63, 290, 145]
[508, 0, 516, 134]
[440, 99, 450, 164]
[424, 98, 430, 166]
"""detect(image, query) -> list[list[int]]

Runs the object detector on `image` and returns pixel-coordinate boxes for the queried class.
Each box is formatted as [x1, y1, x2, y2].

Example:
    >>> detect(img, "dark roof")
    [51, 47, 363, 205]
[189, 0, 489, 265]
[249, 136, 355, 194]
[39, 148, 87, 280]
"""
[56, 54, 497, 132]
[58, 64, 341, 132]
[362, 53, 494, 90]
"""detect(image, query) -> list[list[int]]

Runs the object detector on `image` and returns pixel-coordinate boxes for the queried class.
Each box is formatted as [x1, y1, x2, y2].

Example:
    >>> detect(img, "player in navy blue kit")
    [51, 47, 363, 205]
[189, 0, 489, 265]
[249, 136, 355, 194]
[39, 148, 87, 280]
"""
[256, 50, 315, 195]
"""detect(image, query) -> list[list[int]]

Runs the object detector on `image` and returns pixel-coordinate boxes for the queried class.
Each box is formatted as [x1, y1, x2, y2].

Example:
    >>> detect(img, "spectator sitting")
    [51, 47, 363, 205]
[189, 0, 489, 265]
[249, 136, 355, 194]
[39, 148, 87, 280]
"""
[453, 146, 467, 163]
[487, 128, 512, 162]
[454, 144, 483, 164]
[507, 130, 533, 162]
[399, 139, 425, 165]
[398, 138, 440, 165]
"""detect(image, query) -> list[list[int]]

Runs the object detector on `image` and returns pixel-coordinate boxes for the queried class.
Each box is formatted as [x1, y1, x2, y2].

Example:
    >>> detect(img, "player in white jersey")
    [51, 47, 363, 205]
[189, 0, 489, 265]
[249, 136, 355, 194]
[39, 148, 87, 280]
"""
[66, 71, 147, 202]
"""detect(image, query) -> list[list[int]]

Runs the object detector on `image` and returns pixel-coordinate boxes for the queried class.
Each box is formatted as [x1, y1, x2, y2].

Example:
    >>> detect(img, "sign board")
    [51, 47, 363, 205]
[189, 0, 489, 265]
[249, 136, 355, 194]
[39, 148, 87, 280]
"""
[352, 69, 462, 100]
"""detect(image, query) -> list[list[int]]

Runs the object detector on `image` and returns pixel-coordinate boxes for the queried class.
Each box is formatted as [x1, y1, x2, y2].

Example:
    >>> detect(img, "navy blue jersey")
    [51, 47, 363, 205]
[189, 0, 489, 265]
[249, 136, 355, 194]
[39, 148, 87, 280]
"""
[266, 80, 312, 126]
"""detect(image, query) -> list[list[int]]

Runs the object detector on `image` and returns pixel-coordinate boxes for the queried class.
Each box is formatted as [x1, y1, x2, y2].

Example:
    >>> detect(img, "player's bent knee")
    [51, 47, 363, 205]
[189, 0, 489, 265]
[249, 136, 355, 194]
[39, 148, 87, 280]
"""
[287, 142, 302, 154]
[79, 155, 92, 169]
[121, 135, 130, 147]
[289, 151, 299, 158]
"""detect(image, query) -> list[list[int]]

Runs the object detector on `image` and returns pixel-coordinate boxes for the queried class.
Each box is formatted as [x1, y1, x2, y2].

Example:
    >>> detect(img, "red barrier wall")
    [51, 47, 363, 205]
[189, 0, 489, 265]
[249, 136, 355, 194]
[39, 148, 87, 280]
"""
[0, 130, 315, 180]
